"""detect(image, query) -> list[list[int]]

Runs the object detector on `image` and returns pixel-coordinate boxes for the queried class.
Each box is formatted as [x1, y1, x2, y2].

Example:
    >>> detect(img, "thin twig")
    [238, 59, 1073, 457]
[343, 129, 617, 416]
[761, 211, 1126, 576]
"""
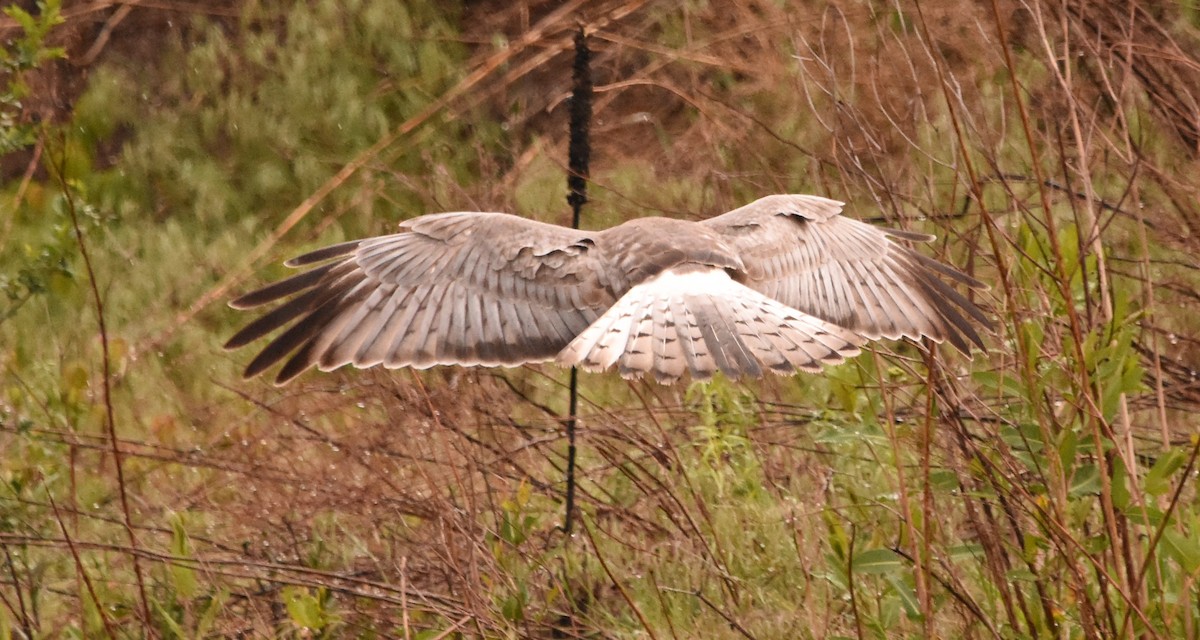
[1121, 434, 1200, 637]
[658, 587, 757, 640]
[580, 517, 660, 640]
[47, 493, 117, 639]
[52, 140, 154, 633]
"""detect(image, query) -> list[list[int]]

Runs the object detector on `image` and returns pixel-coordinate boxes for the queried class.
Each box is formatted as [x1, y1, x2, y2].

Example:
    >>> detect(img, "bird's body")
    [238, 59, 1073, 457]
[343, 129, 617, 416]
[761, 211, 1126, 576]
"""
[226, 194, 989, 384]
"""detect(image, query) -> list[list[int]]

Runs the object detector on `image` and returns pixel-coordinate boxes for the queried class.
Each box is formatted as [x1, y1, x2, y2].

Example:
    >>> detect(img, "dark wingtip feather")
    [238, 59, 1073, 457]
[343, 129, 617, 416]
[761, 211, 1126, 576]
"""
[884, 227, 937, 243]
[242, 346, 282, 380]
[230, 259, 342, 310]
[237, 293, 349, 379]
[243, 335, 307, 381]
[224, 289, 319, 350]
[284, 240, 362, 267]
[915, 268, 993, 333]
[904, 265, 990, 355]
[272, 341, 319, 385]
[228, 291, 264, 311]
[228, 264, 337, 311]
[912, 252, 989, 291]
[224, 333, 251, 351]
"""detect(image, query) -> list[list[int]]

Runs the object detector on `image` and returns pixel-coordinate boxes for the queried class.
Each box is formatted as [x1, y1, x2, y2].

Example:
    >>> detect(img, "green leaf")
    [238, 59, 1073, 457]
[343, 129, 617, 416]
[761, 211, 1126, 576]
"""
[823, 512, 849, 560]
[1057, 428, 1078, 475]
[878, 592, 902, 629]
[947, 543, 984, 560]
[817, 561, 850, 591]
[886, 574, 921, 618]
[283, 587, 324, 630]
[62, 361, 89, 397]
[1121, 505, 1164, 527]
[1057, 224, 1080, 287]
[1069, 464, 1100, 497]
[1111, 456, 1131, 510]
[852, 548, 903, 575]
[500, 590, 526, 622]
[928, 469, 959, 491]
[973, 370, 1026, 399]
[154, 601, 187, 639]
[79, 582, 104, 637]
[1144, 448, 1187, 497]
[2, 6, 36, 34]
[196, 590, 228, 639]
[1005, 568, 1038, 583]
[169, 515, 197, 599]
[1162, 530, 1200, 574]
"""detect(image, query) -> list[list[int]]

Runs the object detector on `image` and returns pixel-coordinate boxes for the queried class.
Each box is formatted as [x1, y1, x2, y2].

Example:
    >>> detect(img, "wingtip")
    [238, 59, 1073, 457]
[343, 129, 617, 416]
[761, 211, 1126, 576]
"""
[228, 294, 256, 310]
[234, 363, 298, 386]
[885, 228, 937, 243]
[962, 274, 990, 291]
[284, 240, 362, 267]
[241, 359, 270, 381]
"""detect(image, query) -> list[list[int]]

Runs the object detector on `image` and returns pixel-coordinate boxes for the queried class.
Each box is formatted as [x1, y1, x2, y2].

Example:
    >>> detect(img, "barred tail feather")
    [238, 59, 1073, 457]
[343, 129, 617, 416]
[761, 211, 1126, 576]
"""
[557, 268, 864, 382]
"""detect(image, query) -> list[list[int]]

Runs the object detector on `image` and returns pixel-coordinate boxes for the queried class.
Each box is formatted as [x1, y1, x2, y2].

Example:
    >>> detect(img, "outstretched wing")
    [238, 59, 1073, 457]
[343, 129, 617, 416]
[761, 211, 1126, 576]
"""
[703, 194, 989, 353]
[225, 212, 615, 384]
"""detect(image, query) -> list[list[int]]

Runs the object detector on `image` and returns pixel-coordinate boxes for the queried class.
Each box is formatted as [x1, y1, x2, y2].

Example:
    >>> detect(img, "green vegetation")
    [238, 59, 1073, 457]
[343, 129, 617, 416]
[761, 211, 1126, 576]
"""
[2, 0, 1199, 637]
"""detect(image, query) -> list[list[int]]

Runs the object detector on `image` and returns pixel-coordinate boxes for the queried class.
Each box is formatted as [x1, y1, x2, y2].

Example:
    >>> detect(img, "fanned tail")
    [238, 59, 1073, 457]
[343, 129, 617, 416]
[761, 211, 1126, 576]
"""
[556, 268, 864, 383]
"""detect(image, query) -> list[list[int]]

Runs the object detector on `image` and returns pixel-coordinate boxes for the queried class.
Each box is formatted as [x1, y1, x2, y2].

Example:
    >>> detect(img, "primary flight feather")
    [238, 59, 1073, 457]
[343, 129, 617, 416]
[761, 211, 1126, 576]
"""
[226, 194, 989, 384]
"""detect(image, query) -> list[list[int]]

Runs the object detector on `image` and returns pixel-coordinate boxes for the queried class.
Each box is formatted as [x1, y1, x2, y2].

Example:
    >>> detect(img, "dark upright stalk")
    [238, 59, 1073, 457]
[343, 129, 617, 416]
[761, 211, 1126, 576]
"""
[564, 25, 592, 535]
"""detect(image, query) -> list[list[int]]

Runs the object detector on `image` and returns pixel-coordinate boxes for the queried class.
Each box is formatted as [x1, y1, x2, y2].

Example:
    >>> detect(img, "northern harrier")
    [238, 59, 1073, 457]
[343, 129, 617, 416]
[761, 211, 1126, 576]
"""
[226, 194, 988, 385]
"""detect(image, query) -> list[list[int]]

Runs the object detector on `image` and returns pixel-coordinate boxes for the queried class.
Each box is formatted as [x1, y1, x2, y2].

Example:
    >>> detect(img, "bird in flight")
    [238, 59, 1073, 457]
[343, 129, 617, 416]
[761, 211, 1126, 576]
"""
[225, 194, 988, 385]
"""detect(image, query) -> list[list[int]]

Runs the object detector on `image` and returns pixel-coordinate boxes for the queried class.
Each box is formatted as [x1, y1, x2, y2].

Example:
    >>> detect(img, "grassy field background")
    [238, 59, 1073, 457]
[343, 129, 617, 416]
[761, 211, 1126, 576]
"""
[3, 0, 1200, 637]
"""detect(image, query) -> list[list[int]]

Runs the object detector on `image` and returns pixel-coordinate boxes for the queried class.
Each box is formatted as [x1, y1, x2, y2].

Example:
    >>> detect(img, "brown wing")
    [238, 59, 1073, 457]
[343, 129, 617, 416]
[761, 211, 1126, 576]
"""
[702, 194, 990, 353]
[225, 212, 615, 384]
